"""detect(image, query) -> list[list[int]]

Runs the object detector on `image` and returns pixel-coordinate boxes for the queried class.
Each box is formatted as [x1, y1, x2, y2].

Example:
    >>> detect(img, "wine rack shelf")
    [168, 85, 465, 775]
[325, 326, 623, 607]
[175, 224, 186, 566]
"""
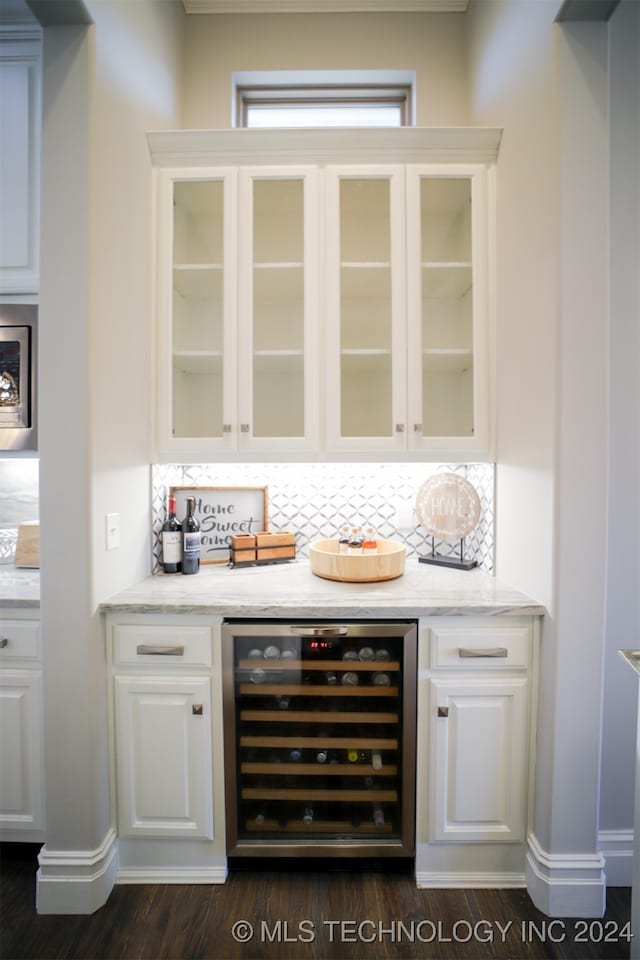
[223, 620, 417, 857]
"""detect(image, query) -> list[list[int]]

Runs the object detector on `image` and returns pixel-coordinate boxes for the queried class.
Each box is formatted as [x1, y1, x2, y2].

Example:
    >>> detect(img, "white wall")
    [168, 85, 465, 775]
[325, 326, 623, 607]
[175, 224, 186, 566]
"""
[467, 0, 639, 910]
[600, 0, 640, 839]
[182, 11, 468, 128]
[37, 0, 185, 909]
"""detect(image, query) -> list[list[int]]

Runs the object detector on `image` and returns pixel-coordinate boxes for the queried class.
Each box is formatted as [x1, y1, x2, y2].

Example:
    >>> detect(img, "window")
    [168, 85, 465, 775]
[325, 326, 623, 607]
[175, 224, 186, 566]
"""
[232, 70, 416, 128]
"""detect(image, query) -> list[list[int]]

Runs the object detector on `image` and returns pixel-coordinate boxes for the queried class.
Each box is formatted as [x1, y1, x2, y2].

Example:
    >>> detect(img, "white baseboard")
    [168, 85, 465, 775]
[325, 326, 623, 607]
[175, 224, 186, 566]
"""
[598, 829, 634, 887]
[117, 865, 228, 884]
[416, 871, 525, 888]
[36, 828, 118, 915]
[525, 833, 606, 918]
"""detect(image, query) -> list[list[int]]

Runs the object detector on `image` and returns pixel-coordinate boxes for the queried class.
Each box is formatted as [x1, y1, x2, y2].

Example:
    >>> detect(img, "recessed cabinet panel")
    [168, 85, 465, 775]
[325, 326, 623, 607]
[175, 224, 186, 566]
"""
[169, 177, 232, 446]
[419, 177, 473, 439]
[0, 673, 43, 833]
[251, 179, 306, 439]
[114, 676, 213, 838]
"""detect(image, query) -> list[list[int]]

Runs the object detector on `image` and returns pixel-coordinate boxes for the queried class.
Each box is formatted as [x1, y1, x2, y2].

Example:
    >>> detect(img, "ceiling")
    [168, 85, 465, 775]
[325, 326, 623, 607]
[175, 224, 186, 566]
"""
[182, 1, 469, 13]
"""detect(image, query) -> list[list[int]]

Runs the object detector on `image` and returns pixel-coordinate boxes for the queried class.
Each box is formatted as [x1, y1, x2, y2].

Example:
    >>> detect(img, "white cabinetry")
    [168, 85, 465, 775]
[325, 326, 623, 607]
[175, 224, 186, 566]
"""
[0, 612, 44, 840]
[155, 164, 319, 460]
[0, 30, 41, 294]
[325, 163, 490, 457]
[416, 617, 538, 887]
[149, 128, 499, 463]
[107, 615, 227, 882]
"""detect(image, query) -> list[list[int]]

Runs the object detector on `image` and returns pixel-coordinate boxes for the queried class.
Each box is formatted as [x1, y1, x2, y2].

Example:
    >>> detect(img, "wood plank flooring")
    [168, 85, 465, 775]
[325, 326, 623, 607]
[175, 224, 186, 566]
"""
[0, 845, 632, 960]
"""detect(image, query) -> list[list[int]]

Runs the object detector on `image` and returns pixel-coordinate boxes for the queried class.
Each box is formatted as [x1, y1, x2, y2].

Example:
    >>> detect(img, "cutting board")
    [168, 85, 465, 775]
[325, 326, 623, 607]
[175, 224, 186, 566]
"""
[15, 521, 39, 568]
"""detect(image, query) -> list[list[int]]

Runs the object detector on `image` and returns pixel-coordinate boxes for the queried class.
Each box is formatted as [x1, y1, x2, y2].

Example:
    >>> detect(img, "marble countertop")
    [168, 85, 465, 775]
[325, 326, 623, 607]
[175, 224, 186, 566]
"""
[100, 559, 545, 618]
[619, 650, 640, 678]
[0, 566, 40, 610]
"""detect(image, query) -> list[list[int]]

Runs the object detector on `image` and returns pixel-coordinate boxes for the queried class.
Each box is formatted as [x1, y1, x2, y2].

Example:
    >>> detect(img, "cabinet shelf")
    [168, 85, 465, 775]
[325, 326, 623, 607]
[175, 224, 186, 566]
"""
[241, 762, 397, 777]
[245, 819, 393, 834]
[423, 348, 473, 374]
[240, 709, 399, 724]
[242, 787, 398, 803]
[173, 264, 223, 300]
[239, 683, 398, 697]
[340, 264, 391, 299]
[173, 351, 223, 375]
[237, 659, 400, 671]
[240, 735, 398, 750]
[422, 263, 472, 300]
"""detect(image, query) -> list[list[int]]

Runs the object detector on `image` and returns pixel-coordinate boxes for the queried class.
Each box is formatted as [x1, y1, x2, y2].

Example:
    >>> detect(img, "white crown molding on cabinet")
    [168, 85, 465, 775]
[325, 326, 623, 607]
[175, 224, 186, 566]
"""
[147, 126, 502, 167]
[183, 0, 469, 13]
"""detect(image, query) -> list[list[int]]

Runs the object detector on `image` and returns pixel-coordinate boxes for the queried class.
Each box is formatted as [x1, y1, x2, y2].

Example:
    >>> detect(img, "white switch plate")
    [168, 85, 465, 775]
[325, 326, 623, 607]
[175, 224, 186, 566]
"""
[105, 513, 120, 551]
[395, 501, 416, 530]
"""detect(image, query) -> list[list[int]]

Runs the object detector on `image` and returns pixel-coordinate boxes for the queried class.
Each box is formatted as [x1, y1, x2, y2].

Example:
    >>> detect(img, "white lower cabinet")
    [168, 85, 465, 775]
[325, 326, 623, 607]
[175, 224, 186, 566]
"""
[0, 615, 44, 840]
[416, 616, 538, 887]
[114, 676, 213, 839]
[107, 614, 227, 883]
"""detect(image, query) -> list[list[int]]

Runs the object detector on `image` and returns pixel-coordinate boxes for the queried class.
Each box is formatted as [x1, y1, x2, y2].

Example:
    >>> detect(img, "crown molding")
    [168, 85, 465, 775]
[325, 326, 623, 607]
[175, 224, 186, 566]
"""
[183, 0, 468, 13]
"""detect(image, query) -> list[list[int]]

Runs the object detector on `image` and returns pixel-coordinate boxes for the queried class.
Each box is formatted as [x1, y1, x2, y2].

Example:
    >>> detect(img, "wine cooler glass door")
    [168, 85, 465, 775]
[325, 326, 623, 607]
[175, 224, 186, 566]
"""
[222, 621, 416, 858]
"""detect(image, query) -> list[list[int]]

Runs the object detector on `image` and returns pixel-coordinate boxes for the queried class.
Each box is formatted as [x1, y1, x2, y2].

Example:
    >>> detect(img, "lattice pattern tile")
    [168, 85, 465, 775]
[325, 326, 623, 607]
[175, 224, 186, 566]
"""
[151, 462, 494, 574]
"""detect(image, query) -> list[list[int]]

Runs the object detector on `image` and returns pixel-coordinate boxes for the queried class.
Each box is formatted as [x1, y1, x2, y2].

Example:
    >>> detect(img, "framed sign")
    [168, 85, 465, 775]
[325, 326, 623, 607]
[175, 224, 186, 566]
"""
[170, 486, 268, 564]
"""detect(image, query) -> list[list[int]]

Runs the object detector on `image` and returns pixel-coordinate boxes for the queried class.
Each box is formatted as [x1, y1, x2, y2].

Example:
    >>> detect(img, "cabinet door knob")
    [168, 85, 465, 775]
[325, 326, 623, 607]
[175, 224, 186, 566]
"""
[222, 424, 232, 433]
[413, 423, 423, 433]
[395, 423, 405, 433]
[240, 424, 250, 433]
[437, 706, 449, 718]
[0, 638, 8, 649]
[192, 704, 203, 716]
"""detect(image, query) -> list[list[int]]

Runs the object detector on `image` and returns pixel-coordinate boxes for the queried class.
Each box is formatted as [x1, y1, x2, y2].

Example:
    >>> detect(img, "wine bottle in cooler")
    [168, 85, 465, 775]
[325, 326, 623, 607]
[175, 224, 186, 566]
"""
[181, 496, 201, 575]
[161, 495, 182, 574]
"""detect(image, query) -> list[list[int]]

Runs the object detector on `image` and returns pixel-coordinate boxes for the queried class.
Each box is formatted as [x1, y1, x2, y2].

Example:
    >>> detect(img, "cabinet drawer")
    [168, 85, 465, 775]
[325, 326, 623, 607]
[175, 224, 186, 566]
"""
[113, 625, 212, 668]
[0, 620, 40, 662]
[429, 624, 531, 670]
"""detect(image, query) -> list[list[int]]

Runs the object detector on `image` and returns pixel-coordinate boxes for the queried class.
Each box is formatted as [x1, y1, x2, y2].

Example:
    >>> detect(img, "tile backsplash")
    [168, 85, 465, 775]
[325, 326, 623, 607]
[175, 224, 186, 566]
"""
[151, 462, 494, 573]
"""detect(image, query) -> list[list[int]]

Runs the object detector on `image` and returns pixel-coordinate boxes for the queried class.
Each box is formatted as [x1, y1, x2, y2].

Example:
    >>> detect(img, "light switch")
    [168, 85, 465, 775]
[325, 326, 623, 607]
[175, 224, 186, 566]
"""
[105, 513, 120, 551]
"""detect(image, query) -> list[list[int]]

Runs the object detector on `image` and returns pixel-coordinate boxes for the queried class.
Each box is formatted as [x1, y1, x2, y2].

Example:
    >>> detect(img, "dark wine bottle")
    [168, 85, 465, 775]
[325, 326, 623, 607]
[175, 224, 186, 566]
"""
[181, 496, 200, 575]
[161, 495, 182, 574]
[302, 806, 314, 824]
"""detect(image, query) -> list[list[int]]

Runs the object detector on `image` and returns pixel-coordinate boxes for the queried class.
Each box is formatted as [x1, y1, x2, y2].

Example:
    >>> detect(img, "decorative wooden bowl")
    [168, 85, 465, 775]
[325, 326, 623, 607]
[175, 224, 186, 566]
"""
[309, 539, 406, 583]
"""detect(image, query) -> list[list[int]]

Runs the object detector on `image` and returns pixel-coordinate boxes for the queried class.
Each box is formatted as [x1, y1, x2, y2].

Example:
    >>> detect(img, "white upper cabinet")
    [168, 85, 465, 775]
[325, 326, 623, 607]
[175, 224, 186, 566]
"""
[0, 31, 41, 294]
[406, 165, 490, 457]
[149, 129, 499, 462]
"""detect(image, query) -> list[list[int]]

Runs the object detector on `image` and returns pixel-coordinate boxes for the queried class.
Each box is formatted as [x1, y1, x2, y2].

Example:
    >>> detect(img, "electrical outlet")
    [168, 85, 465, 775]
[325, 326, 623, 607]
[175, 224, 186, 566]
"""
[395, 502, 416, 531]
[105, 513, 120, 551]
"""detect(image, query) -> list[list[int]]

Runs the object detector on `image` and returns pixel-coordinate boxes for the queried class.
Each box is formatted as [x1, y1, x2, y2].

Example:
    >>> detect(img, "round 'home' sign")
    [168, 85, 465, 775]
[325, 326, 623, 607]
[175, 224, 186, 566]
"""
[416, 473, 481, 543]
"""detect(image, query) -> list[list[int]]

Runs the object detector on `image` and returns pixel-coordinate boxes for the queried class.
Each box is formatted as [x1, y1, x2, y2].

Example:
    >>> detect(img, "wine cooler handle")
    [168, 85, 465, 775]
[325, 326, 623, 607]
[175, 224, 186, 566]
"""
[136, 644, 185, 656]
[458, 647, 508, 659]
[289, 625, 349, 637]
[0, 637, 8, 649]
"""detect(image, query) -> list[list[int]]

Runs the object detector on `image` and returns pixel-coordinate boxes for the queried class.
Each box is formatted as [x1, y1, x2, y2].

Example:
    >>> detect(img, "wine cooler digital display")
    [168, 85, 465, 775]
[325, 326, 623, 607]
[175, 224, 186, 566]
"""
[222, 621, 417, 858]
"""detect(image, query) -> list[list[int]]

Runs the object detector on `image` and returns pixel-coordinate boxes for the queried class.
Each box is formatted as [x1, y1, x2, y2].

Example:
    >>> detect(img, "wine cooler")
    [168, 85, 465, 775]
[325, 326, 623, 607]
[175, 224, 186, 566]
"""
[222, 620, 417, 858]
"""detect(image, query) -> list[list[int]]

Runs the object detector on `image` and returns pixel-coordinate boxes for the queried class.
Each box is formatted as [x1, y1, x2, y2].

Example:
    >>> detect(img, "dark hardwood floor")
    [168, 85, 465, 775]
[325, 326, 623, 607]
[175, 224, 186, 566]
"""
[0, 845, 632, 960]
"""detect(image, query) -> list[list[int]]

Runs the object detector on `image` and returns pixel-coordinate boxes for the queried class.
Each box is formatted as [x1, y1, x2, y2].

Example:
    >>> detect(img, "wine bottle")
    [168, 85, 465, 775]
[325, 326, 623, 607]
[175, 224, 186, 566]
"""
[341, 671, 359, 686]
[372, 672, 391, 687]
[316, 747, 328, 763]
[302, 806, 314, 825]
[264, 644, 281, 660]
[372, 750, 383, 771]
[288, 748, 302, 762]
[181, 496, 200, 575]
[275, 695, 290, 710]
[358, 645, 375, 661]
[161, 495, 182, 574]
[254, 805, 267, 825]
[372, 804, 385, 827]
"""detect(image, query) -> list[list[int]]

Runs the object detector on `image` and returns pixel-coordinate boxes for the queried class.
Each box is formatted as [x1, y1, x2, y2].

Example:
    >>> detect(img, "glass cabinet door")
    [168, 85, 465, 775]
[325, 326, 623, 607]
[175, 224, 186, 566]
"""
[238, 168, 319, 452]
[157, 170, 237, 458]
[407, 167, 489, 455]
[325, 167, 406, 453]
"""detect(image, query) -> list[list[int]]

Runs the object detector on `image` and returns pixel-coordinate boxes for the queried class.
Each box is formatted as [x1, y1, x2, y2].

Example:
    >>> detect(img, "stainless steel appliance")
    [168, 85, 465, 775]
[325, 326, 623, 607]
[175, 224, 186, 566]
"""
[0, 304, 37, 451]
[222, 620, 417, 858]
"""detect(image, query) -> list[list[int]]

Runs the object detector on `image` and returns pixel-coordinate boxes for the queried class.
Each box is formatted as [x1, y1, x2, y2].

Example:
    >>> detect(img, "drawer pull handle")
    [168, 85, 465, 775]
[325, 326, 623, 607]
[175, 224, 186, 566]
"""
[458, 647, 509, 659]
[0, 638, 8, 649]
[438, 706, 449, 718]
[290, 626, 349, 637]
[136, 644, 185, 656]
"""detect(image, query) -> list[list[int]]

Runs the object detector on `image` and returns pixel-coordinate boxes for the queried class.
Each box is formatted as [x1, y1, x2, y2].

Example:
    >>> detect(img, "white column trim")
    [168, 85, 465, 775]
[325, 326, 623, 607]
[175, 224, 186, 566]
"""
[525, 833, 606, 918]
[598, 829, 634, 887]
[36, 828, 117, 914]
